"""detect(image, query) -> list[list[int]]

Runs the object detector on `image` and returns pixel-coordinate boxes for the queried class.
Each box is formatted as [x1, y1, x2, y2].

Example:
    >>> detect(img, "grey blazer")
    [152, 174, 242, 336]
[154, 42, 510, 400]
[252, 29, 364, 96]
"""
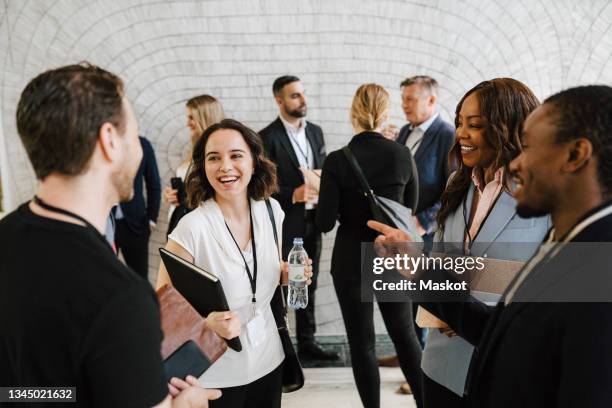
[421, 187, 550, 396]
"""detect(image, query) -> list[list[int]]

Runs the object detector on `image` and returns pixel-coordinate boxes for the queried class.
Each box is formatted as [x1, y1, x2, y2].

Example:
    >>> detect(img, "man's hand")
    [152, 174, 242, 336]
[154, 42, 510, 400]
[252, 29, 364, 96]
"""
[367, 220, 421, 277]
[281, 259, 313, 286]
[382, 124, 400, 140]
[292, 184, 318, 204]
[367, 220, 414, 256]
[168, 375, 221, 408]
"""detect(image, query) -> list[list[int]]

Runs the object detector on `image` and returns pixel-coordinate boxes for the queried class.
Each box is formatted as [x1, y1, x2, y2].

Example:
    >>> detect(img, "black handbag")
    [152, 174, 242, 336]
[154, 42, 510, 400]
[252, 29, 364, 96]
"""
[342, 146, 423, 242]
[265, 199, 305, 393]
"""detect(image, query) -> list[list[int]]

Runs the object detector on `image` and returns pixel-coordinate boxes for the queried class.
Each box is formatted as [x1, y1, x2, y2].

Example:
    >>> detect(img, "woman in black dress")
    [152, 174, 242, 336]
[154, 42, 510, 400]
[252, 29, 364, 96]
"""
[316, 84, 423, 408]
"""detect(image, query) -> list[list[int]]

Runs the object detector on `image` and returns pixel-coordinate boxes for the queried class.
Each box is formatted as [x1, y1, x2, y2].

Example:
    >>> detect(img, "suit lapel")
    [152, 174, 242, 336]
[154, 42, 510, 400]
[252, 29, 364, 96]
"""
[305, 123, 323, 168]
[274, 118, 301, 171]
[473, 190, 516, 246]
[414, 116, 442, 162]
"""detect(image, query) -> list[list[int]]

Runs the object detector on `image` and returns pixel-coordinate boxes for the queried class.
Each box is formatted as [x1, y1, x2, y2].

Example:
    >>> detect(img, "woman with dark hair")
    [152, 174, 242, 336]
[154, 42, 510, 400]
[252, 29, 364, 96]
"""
[316, 84, 423, 408]
[419, 78, 550, 407]
[157, 119, 313, 408]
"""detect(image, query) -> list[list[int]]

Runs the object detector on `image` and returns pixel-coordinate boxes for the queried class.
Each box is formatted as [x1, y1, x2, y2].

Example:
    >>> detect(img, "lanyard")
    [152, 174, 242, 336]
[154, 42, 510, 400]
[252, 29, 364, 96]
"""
[224, 202, 258, 316]
[32, 195, 114, 254]
[287, 131, 310, 168]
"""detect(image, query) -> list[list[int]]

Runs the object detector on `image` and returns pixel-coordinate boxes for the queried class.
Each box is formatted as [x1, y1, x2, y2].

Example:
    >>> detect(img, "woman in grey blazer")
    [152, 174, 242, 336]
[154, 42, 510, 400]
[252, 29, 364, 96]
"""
[420, 78, 550, 408]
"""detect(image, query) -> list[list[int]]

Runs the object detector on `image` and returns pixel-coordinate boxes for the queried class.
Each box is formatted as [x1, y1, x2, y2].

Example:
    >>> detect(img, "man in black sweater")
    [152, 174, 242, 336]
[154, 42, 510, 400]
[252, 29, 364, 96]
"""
[260, 76, 338, 361]
[369, 85, 612, 407]
[0, 63, 218, 407]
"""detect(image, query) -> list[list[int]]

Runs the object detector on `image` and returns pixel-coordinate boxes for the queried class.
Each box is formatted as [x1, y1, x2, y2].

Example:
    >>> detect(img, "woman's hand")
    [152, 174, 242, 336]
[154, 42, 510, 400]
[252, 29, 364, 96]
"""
[281, 259, 314, 286]
[205, 311, 241, 340]
[165, 186, 180, 205]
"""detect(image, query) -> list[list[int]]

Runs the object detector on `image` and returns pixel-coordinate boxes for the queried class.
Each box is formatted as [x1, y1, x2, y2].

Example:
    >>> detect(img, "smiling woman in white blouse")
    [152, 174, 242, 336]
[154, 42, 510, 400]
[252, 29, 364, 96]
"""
[157, 119, 312, 408]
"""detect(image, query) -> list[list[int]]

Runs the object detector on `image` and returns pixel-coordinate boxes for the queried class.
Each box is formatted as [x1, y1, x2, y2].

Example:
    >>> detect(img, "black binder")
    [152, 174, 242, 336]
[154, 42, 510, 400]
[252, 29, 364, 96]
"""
[159, 248, 242, 352]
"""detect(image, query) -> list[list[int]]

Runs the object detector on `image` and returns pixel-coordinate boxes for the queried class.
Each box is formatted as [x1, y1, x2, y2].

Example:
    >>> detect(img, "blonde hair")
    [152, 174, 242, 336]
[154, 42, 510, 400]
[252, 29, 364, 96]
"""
[186, 94, 225, 139]
[350, 84, 390, 132]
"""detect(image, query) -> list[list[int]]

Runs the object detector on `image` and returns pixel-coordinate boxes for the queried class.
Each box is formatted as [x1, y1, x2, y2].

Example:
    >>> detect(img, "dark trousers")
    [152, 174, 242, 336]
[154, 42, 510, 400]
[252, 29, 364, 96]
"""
[283, 211, 321, 347]
[422, 372, 464, 408]
[333, 274, 424, 408]
[209, 363, 283, 408]
[115, 220, 150, 280]
[412, 232, 435, 347]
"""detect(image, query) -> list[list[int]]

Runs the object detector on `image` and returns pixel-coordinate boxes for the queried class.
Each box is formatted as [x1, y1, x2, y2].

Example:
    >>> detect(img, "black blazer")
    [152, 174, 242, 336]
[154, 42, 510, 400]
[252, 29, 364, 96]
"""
[420, 203, 612, 408]
[316, 131, 418, 279]
[260, 117, 326, 251]
[118, 137, 161, 234]
[397, 115, 455, 231]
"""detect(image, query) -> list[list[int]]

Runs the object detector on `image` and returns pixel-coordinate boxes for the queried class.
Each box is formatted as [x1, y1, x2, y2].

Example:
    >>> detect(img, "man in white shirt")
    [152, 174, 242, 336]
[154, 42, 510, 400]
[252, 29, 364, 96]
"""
[260, 76, 338, 361]
[396, 75, 456, 241]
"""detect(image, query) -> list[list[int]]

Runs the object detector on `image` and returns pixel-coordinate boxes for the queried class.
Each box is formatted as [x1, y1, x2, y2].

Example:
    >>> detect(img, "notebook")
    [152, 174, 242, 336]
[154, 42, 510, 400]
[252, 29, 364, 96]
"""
[159, 248, 242, 352]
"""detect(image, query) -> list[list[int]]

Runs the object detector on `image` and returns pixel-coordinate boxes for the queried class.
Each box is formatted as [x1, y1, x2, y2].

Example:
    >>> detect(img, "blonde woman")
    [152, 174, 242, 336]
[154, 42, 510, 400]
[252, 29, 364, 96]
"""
[316, 84, 423, 408]
[165, 95, 224, 232]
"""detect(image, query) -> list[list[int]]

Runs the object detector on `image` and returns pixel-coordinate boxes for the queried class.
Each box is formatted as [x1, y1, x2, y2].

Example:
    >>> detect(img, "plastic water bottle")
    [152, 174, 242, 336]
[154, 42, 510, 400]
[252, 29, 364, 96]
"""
[288, 237, 309, 309]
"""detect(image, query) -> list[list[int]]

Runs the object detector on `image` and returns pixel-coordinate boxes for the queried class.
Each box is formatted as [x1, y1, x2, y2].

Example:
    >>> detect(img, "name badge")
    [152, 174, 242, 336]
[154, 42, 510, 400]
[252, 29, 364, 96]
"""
[246, 311, 267, 349]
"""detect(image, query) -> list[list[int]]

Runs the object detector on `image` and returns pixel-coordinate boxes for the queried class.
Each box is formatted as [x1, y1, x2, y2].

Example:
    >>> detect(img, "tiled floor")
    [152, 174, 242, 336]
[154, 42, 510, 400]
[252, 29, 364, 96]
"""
[283, 367, 417, 407]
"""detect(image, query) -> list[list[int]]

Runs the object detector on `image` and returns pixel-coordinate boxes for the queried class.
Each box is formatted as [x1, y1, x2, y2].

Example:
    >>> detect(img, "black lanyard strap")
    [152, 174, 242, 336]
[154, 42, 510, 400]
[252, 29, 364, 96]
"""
[224, 202, 258, 305]
[287, 132, 310, 168]
[32, 195, 114, 253]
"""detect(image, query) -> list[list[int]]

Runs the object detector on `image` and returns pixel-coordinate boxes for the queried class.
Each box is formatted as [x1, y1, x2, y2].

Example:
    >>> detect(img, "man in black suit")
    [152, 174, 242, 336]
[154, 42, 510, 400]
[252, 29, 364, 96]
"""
[260, 76, 338, 361]
[115, 136, 161, 280]
[370, 85, 612, 407]
[395, 75, 455, 242]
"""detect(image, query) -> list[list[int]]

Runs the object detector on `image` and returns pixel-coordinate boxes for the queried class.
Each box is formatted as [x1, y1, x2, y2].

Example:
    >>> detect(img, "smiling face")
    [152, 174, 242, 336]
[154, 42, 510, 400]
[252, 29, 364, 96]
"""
[455, 92, 496, 169]
[509, 104, 566, 218]
[204, 128, 254, 202]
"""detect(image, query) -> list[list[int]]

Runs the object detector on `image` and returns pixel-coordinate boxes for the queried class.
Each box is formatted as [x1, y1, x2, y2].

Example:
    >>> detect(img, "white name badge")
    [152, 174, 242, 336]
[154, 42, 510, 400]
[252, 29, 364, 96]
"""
[246, 311, 267, 349]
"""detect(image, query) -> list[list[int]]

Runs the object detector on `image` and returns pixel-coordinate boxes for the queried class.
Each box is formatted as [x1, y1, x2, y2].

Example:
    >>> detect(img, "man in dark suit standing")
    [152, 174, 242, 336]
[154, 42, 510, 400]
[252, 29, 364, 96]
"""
[395, 75, 455, 243]
[260, 76, 338, 361]
[370, 85, 612, 407]
[114, 136, 161, 280]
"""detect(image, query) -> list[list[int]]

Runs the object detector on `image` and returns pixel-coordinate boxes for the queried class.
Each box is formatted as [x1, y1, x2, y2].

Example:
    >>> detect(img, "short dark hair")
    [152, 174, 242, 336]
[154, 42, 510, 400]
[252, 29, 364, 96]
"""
[272, 75, 300, 96]
[544, 85, 612, 196]
[16, 62, 125, 180]
[400, 75, 439, 96]
[185, 119, 278, 207]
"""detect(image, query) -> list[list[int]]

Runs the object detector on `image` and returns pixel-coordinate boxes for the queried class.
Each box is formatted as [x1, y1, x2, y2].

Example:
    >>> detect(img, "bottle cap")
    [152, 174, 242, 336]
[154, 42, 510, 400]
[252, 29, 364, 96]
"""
[293, 237, 303, 245]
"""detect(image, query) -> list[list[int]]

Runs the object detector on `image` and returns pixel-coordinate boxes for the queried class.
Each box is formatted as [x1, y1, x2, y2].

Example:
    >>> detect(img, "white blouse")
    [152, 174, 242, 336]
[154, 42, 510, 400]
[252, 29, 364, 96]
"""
[168, 197, 285, 388]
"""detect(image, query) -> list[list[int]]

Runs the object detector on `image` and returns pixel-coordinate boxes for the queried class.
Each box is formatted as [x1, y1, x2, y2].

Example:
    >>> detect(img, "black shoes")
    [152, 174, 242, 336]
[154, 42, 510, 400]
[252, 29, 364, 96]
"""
[298, 341, 340, 361]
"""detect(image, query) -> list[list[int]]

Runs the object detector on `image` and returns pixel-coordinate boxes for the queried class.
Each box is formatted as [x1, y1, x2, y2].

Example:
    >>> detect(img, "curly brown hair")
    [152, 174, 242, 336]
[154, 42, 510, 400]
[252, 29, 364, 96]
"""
[185, 119, 278, 207]
[437, 78, 540, 233]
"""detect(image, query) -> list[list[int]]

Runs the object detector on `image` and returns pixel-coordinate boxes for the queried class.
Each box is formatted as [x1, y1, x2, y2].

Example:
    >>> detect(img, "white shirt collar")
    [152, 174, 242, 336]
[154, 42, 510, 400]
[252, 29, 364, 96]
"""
[414, 112, 439, 133]
[278, 114, 306, 134]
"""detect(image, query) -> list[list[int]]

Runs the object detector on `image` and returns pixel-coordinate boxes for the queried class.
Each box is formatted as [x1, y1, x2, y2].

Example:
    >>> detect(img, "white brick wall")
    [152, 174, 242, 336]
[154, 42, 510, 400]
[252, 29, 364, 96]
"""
[2, 0, 612, 334]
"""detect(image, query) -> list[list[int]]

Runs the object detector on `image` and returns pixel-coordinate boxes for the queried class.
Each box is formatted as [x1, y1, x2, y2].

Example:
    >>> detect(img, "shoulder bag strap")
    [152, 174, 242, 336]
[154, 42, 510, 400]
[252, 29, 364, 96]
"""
[341, 146, 383, 220]
[265, 199, 288, 314]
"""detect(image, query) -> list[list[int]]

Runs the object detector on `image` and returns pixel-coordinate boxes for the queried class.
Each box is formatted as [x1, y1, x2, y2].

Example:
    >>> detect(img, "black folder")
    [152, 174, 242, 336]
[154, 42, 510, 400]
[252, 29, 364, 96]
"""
[159, 248, 242, 352]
